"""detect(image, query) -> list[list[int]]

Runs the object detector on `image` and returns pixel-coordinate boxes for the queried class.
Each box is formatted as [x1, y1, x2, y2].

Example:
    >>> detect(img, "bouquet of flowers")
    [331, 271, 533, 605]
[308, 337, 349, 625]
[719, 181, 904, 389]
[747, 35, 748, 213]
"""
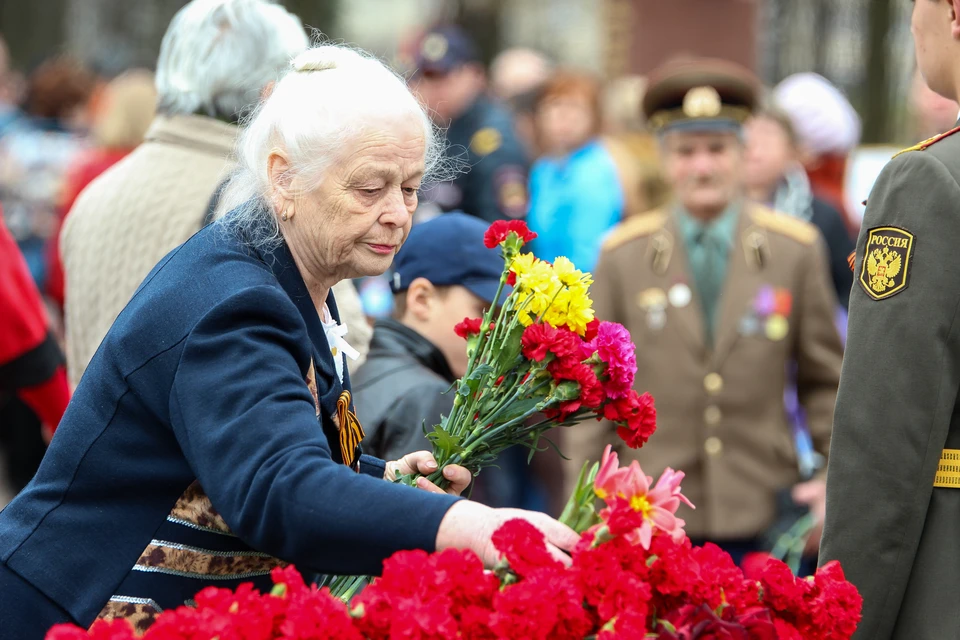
[48, 439, 862, 640]
[323, 220, 655, 598]
[391, 219, 656, 491]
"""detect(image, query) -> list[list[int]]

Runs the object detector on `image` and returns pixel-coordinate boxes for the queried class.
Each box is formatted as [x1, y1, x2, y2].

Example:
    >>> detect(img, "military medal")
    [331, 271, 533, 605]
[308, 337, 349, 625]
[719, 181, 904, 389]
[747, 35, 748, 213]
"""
[647, 307, 667, 331]
[765, 314, 789, 342]
[754, 285, 775, 317]
[638, 288, 668, 331]
[738, 313, 760, 337]
[668, 283, 692, 308]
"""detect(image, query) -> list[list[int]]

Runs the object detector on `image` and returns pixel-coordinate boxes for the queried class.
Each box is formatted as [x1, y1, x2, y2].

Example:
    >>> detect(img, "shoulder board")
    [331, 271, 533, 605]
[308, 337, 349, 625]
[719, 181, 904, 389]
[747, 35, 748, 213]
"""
[602, 211, 667, 251]
[893, 125, 960, 159]
[749, 205, 818, 246]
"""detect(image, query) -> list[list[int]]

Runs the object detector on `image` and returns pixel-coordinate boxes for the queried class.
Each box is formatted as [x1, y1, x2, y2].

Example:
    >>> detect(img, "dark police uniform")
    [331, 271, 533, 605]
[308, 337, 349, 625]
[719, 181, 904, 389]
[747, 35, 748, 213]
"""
[412, 26, 529, 223]
[820, 124, 960, 640]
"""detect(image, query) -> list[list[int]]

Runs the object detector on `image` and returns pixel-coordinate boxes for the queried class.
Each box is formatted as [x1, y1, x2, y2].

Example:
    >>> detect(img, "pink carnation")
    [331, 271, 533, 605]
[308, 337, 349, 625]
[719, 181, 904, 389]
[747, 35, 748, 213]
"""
[583, 322, 636, 399]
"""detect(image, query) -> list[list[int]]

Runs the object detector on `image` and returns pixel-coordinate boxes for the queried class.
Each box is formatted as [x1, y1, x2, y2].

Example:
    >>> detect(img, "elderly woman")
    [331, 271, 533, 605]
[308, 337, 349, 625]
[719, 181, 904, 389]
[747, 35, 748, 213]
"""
[0, 45, 576, 636]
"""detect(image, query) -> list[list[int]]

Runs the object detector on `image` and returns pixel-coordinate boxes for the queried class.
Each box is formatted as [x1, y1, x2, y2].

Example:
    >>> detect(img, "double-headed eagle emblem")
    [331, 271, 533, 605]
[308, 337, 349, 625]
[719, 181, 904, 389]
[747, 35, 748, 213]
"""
[866, 246, 902, 294]
[858, 226, 914, 300]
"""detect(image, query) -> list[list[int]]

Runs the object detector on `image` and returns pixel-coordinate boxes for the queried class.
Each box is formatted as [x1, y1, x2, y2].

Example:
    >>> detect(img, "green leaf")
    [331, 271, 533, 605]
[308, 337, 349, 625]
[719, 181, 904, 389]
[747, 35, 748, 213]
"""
[494, 324, 525, 371]
[487, 397, 541, 425]
[426, 424, 465, 456]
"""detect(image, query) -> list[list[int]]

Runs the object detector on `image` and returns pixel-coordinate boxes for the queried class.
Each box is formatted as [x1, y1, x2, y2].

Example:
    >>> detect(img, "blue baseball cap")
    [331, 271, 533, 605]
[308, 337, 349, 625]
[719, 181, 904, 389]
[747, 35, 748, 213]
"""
[413, 25, 479, 76]
[392, 212, 506, 304]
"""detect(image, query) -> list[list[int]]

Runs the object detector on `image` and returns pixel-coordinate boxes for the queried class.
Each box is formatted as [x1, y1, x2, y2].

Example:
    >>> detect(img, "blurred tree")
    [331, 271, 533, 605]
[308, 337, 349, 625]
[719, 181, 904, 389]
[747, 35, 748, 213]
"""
[447, 0, 506, 66]
[278, 0, 339, 39]
[0, 0, 69, 71]
[863, 0, 894, 143]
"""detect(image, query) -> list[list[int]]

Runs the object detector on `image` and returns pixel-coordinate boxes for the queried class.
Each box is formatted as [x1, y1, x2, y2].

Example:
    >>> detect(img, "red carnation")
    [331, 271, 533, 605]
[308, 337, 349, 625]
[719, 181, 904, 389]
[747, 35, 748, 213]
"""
[741, 551, 775, 581]
[491, 518, 563, 577]
[492, 568, 593, 640]
[521, 323, 582, 363]
[455, 317, 486, 339]
[757, 558, 806, 612]
[603, 390, 657, 449]
[484, 220, 537, 249]
[584, 318, 601, 341]
[596, 572, 653, 624]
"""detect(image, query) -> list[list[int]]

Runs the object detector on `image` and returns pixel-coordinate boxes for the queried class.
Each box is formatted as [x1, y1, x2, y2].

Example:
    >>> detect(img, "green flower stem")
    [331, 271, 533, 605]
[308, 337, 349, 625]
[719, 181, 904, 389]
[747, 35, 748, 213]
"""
[338, 576, 368, 603]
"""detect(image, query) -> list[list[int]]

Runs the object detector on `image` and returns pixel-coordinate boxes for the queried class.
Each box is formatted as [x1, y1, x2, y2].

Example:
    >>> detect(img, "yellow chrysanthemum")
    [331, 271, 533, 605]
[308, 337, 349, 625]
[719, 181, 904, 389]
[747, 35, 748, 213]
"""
[510, 253, 538, 280]
[509, 253, 595, 334]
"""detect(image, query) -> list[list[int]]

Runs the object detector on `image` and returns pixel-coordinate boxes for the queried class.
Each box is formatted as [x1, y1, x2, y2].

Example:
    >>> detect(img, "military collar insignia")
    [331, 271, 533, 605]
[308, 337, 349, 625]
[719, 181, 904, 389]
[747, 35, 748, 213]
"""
[859, 226, 915, 300]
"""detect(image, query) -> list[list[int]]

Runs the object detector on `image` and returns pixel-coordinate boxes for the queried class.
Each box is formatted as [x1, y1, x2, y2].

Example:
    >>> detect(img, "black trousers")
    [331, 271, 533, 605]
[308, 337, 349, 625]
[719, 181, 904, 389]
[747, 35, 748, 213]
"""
[0, 562, 74, 639]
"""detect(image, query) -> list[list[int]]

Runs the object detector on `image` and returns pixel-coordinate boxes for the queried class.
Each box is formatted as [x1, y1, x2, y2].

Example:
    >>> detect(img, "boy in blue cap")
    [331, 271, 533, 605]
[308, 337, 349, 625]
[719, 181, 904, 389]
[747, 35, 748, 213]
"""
[352, 212, 504, 463]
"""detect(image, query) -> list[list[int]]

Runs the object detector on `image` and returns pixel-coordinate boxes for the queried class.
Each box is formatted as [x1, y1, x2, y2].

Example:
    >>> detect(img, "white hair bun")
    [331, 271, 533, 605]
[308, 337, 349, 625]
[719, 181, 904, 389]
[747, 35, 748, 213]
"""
[291, 46, 362, 73]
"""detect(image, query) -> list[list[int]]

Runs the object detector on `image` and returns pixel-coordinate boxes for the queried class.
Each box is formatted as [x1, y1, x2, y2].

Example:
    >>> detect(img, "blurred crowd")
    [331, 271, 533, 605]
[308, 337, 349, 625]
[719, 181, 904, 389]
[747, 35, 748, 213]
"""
[0, 0, 957, 566]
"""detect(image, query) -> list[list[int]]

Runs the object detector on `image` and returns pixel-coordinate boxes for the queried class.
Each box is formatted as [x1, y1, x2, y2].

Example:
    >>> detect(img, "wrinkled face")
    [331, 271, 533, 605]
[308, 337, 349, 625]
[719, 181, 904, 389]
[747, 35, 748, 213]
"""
[743, 116, 797, 193]
[282, 115, 426, 284]
[661, 130, 744, 215]
[536, 94, 595, 155]
[912, 0, 956, 99]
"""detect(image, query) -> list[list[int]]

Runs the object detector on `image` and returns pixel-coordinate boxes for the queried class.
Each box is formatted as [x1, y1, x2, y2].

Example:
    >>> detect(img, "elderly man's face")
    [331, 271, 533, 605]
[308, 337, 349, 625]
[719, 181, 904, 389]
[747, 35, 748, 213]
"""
[288, 115, 425, 284]
[661, 130, 745, 218]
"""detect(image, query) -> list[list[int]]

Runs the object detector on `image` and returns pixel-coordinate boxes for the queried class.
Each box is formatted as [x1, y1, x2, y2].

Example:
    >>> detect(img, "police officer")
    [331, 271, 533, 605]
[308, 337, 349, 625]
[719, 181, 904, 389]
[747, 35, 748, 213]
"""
[409, 25, 529, 223]
[819, 2, 960, 638]
[564, 58, 843, 565]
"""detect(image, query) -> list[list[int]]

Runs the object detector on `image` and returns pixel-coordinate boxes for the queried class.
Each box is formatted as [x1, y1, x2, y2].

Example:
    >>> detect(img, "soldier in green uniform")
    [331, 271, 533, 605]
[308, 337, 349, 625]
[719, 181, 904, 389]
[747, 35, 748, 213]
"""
[819, 2, 960, 638]
[566, 58, 843, 565]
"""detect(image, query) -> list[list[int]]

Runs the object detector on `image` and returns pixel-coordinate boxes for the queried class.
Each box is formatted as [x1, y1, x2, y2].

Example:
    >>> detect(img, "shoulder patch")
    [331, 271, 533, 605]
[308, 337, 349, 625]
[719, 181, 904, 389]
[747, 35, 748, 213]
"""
[470, 127, 502, 156]
[893, 126, 960, 159]
[858, 226, 915, 300]
[749, 206, 818, 245]
[602, 211, 667, 251]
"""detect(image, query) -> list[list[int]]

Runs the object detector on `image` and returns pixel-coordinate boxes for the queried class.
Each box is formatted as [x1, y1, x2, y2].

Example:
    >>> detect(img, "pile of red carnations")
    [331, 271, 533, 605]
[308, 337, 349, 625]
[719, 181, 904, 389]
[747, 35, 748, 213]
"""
[48, 449, 861, 640]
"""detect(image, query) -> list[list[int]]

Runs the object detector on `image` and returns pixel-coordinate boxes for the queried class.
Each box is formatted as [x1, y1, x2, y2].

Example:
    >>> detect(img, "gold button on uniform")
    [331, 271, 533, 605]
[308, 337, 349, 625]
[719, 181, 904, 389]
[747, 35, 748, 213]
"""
[704, 406, 722, 426]
[704, 437, 723, 456]
[704, 373, 723, 395]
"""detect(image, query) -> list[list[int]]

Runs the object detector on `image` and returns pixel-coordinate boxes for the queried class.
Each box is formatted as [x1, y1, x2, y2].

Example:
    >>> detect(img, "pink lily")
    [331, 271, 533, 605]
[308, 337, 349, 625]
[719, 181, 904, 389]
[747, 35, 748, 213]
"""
[595, 455, 695, 549]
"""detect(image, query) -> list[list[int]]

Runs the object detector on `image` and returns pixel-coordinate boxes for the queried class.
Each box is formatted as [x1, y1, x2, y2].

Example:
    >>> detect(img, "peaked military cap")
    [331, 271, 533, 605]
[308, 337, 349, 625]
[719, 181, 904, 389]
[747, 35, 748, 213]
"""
[643, 57, 760, 134]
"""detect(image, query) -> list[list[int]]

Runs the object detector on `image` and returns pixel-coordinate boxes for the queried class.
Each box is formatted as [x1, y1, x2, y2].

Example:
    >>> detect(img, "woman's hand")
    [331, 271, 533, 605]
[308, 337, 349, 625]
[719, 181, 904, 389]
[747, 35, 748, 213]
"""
[435, 501, 580, 568]
[384, 451, 472, 496]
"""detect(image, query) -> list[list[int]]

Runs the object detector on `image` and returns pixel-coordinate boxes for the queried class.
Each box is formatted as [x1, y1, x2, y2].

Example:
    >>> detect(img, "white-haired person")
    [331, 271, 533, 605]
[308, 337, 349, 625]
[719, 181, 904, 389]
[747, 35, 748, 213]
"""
[0, 44, 578, 635]
[61, 0, 372, 391]
[773, 72, 862, 236]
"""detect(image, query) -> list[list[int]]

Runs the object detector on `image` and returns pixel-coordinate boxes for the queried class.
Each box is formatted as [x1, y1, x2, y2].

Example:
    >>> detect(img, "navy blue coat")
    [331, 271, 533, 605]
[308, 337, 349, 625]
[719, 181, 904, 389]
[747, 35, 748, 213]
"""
[0, 219, 458, 634]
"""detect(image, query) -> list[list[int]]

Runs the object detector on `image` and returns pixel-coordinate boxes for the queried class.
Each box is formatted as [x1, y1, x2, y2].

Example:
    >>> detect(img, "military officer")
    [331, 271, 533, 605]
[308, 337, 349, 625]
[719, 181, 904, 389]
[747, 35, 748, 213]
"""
[565, 58, 844, 564]
[819, 1, 960, 638]
[409, 25, 530, 223]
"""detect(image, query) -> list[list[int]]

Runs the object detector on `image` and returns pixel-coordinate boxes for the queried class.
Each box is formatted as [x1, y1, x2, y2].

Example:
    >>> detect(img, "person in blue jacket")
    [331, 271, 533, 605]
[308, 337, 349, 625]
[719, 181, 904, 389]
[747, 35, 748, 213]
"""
[0, 44, 576, 636]
[527, 71, 626, 272]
